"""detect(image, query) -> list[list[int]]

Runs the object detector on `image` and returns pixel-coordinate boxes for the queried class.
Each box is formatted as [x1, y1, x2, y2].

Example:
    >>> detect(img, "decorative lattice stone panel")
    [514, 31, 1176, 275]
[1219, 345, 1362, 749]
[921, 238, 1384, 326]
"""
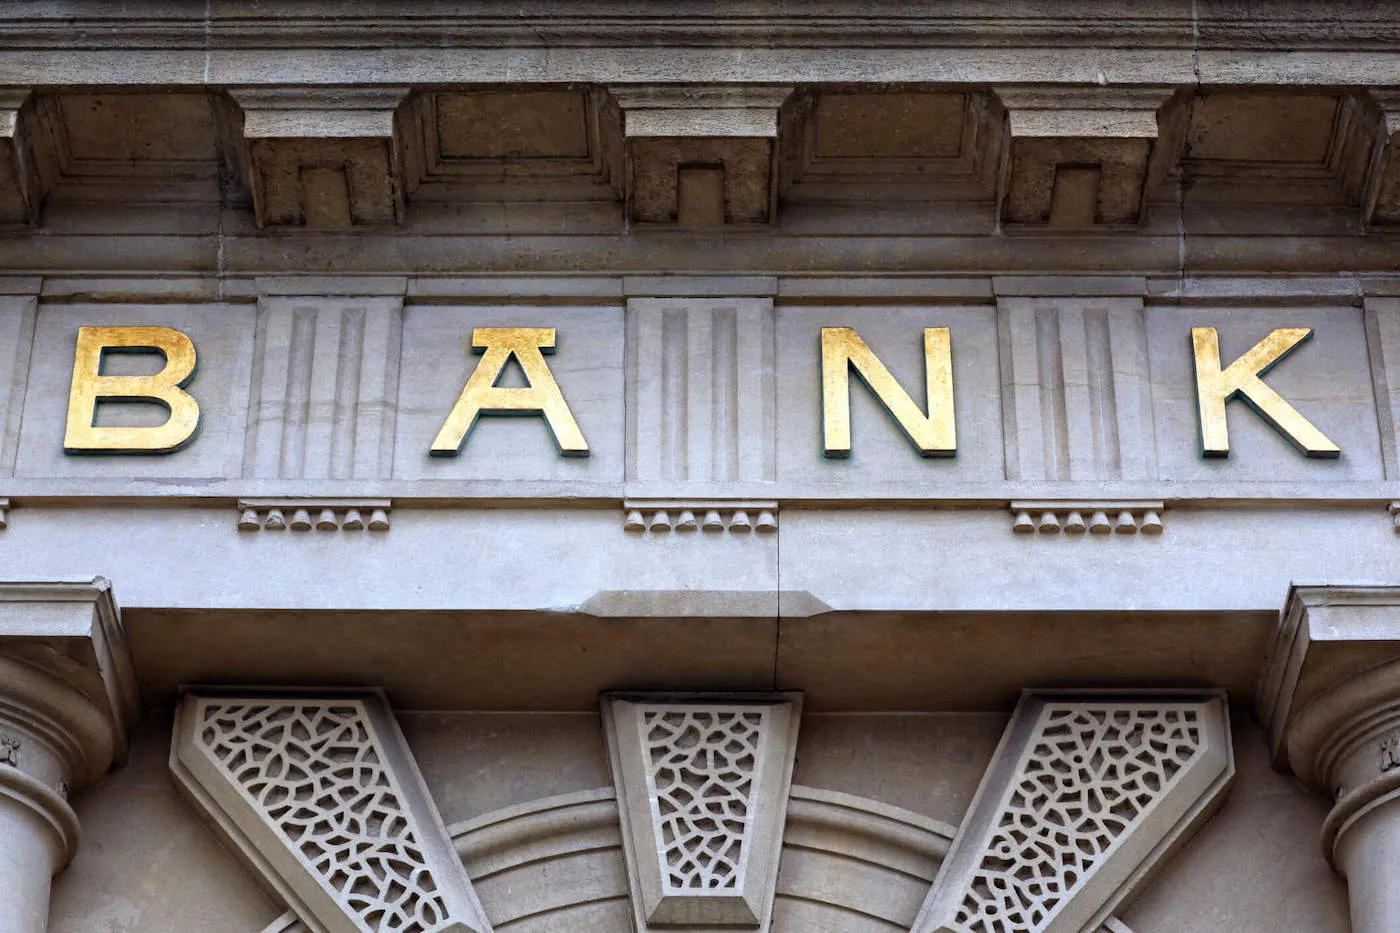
[912, 692, 1233, 933]
[170, 691, 492, 933]
[603, 692, 802, 933]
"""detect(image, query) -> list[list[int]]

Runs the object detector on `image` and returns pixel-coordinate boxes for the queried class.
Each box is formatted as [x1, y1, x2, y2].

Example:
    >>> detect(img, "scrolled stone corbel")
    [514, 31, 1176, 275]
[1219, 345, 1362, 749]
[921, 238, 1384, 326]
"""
[603, 691, 802, 933]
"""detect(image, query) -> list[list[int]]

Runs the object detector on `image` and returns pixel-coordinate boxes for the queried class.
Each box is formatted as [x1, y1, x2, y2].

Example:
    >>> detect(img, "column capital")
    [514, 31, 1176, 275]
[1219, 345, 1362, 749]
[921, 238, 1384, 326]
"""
[1257, 585, 1400, 860]
[0, 576, 139, 932]
[0, 577, 139, 784]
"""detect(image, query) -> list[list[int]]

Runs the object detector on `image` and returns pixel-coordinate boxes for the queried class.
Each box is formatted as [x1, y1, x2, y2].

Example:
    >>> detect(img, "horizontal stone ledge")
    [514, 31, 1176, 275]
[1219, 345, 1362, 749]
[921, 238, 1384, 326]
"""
[0, 480, 1399, 508]
[11, 271, 1398, 305]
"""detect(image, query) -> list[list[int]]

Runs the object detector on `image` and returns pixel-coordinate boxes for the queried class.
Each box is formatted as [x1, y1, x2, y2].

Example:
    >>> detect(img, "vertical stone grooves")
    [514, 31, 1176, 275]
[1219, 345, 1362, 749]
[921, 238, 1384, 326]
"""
[301, 308, 343, 480]
[662, 307, 687, 481]
[1037, 306, 1070, 480]
[1085, 308, 1123, 479]
[1056, 305, 1094, 481]
[242, 302, 271, 478]
[360, 301, 402, 480]
[997, 306, 1023, 480]
[248, 295, 404, 481]
[246, 302, 296, 479]
[328, 309, 365, 480]
[1365, 299, 1400, 479]
[1000, 297, 1154, 482]
[713, 303, 739, 481]
[1107, 301, 1155, 481]
[685, 304, 712, 482]
[627, 297, 776, 487]
[0, 297, 36, 477]
[278, 306, 316, 479]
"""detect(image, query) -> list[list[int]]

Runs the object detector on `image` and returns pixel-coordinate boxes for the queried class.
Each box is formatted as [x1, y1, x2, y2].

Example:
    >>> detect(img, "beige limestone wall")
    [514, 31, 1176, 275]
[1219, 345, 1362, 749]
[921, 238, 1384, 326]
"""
[1123, 717, 1349, 932]
[48, 715, 280, 933]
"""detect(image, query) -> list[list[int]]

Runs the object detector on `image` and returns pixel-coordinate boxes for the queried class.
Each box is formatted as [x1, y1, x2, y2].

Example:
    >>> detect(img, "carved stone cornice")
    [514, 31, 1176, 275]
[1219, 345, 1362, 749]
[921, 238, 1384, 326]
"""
[227, 87, 409, 228]
[611, 84, 792, 227]
[995, 85, 1178, 229]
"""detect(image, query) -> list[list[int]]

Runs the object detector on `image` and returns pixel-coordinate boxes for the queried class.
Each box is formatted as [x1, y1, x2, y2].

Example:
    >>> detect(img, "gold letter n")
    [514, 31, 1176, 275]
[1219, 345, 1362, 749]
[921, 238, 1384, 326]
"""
[821, 326, 955, 459]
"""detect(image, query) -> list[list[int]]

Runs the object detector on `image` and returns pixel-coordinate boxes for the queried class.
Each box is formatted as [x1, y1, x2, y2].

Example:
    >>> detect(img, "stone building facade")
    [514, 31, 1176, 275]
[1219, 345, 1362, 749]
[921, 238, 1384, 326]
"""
[2, 2, 1400, 931]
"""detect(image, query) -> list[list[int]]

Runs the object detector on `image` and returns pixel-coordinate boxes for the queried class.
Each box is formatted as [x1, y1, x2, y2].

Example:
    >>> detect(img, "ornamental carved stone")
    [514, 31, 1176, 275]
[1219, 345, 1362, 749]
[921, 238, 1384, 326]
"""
[603, 692, 802, 933]
[170, 691, 492, 933]
[912, 692, 1233, 933]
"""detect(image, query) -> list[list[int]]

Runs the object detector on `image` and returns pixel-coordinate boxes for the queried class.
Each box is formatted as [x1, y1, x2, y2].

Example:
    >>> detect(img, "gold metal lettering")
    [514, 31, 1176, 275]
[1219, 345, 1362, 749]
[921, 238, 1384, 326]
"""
[821, 326, 955, 458]
[63, 325, 200, 454]
[1190, 326, 1339, 458]
[430, 327, 589, 457]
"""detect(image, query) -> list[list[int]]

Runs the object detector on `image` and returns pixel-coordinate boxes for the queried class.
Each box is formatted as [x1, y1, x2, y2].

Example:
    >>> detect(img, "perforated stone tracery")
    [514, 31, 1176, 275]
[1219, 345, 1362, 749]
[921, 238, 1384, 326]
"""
[952, 705, 1204, 933]
[642, 707, 764, 892]
[196, 702, 452, 933]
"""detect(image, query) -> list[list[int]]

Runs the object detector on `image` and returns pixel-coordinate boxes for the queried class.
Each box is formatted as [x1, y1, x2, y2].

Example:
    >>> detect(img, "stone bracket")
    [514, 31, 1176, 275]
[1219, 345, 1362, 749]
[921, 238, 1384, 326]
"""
[623, 498, 778, 533]
[1364, 89, 1400, 226]
[228, 88, 409, 228]
[236, 498, 391, 532]
[1010, 499, 1164, 535]
[171, 690, 492, 933]
[603, 692, 802, 933]
[913, 691, 1233, 933]
[0, 90, 43, 225]
[996, 86, 1176, 229]
[612, 85, 791, 226]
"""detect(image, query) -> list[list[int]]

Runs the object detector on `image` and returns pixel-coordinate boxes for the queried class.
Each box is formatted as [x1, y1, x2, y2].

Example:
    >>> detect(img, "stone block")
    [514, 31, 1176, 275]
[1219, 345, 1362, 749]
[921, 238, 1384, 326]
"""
[603, 693, 801, 933]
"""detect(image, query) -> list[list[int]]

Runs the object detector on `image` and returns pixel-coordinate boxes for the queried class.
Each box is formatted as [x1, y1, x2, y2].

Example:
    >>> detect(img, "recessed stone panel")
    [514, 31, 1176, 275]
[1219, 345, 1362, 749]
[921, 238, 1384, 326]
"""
[775, 305, 1004, 486]
[56, 94, 219, 164]
[1148, 306, 1383, 481]
[1187, 94, 1340, 164]
[813, 92, 966, 159]
[781, 90, 1002, 202]
[393, 304, 625, 481]
[14, 302, 255, 480]
[436, 90, 591, 160]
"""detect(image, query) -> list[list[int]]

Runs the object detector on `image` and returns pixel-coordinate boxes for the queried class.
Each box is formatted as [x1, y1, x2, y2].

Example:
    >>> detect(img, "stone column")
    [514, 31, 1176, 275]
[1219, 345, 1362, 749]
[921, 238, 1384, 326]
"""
[0, 579, 139, 933]
[1258, 586, 1400, 933]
